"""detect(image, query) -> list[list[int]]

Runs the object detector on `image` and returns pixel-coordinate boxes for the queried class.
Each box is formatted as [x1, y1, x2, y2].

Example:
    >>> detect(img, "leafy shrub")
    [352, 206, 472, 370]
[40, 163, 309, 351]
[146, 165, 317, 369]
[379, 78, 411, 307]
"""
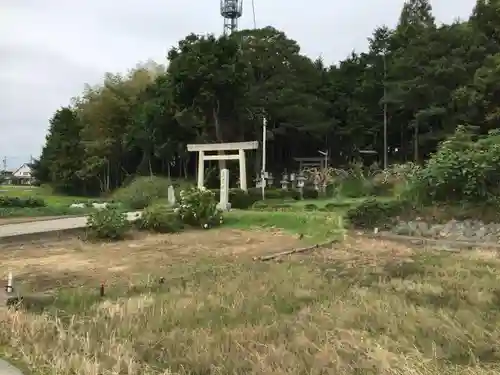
[139, 204, 183, 233]
[128, 195, 152, 210]
[0, 196, 46, 208]
[113, 176, 172, 209]
[252, 201, 268, 210]
[345, 198, 409, 229]
[302, 188, 319, 199]
[229, 189, 259, 209]
[86, 209, 131, 240]
[24, 197, 46, 207]
[268, 203, 293, 211]
[407, 128, 500, 204]
[246, 187, 301, 201]
[324, 203, 337, 211]
[371, 175, 394, 196]
[338, 178, 374, 198]
[304, 203, 318, 211]
[373, 162, 422, 197]
[178, 187, 222, 228]
[325, 184, 338, 197]
[214, 189, 260, 209]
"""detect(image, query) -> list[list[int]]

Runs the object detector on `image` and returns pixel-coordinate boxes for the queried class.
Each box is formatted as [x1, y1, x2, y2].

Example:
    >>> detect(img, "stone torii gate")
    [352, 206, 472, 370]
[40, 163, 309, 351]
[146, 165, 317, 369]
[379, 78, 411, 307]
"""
[187, 141, 258, 209]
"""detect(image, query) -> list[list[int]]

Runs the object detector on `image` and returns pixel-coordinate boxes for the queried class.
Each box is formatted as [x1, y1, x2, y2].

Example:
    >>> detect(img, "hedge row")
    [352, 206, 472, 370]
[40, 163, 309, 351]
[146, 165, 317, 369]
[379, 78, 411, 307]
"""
[0, 196, 46, 208]
[208, 187, 319, 209]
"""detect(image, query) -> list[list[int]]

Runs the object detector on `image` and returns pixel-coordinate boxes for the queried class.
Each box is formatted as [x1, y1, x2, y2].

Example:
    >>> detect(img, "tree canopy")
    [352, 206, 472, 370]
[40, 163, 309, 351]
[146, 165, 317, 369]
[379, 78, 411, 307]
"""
[34, 0, 500, 194]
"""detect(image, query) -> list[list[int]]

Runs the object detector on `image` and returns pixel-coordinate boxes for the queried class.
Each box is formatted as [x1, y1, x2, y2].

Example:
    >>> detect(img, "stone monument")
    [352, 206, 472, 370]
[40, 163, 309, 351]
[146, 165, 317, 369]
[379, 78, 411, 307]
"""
[218, 168, 230, 211]
[167, 185, 176, 205]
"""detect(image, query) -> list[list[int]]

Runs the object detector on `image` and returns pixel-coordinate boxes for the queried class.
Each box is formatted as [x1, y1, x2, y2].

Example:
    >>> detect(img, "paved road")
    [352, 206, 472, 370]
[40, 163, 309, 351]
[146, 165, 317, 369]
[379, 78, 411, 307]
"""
[0, 359, 23, 375]
[0, 212, 141, 238]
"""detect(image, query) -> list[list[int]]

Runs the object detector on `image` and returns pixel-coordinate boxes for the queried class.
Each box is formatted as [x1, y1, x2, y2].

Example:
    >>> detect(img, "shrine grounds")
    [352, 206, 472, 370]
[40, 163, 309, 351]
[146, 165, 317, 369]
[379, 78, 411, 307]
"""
[1, 222, 500, 375]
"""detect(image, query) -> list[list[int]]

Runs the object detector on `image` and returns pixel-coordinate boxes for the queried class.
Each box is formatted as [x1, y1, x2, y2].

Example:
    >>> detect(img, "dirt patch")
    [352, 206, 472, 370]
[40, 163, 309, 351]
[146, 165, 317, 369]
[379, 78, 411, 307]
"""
[285, 234, 418, 270]
[0, 228, 302, 292]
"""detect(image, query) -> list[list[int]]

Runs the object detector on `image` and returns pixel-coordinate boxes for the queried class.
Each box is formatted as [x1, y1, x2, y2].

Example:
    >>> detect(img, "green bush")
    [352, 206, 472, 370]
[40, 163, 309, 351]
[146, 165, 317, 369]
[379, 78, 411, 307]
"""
[208, 187, 302, 209]
[178, 188, 223, 229]
[209, 189, 259, 209]
[128, 195, 152, 210]
[304, 203, 318, 211]
[268, 203, 293, 211]
[139, 204, 183, 233]
[0, 196, 46, 208]
[252, 201, 268, 210]
[372, 163, 421, 198]
[371, 176, 394, 196]
[247, 187, 301, 201]
[302, 188, 319, 199]
[324, 203, 337, 211]
[325, 184, 338, 197]
[338, 178, 373, 198]
[345, 198, 408, 229]
[406, 128, 500, 204]
[113, 176, 172, 208]
[231, 189, 258, 209]
[86, 209, 131, 240]
[286, 190, 302, 200]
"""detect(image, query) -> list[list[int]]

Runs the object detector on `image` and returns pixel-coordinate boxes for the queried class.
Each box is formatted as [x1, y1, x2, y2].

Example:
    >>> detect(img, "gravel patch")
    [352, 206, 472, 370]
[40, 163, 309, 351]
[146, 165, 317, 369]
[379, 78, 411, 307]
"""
[391, 219, 500, 243]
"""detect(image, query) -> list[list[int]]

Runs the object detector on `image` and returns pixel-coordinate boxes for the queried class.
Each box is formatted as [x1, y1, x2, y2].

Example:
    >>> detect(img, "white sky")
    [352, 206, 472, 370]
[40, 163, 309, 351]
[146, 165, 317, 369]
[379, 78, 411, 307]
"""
[0, 0, 476, 168]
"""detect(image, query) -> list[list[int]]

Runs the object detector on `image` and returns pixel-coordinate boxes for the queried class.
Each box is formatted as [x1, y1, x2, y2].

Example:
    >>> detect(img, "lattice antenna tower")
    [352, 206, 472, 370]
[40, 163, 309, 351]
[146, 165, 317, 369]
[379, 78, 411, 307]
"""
[220, 0, 243, 35]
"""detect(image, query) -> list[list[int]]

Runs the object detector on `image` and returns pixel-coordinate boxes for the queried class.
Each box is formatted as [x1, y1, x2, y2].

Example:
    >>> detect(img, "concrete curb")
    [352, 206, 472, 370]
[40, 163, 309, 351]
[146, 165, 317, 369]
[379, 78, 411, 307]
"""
[0, 214, 86, 227]
[0, 358, 23, 375]
[0, 211, 142, 247]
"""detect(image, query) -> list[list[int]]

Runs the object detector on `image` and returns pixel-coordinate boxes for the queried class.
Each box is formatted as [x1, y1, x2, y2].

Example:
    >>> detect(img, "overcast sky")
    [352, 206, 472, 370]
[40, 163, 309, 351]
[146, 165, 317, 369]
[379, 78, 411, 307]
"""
[0, 0, 475, 168]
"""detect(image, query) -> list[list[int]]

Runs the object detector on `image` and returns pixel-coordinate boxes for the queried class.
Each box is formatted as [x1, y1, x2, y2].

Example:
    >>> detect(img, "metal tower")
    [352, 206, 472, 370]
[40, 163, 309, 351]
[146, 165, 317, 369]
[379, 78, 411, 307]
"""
[220, 0, 242, 34]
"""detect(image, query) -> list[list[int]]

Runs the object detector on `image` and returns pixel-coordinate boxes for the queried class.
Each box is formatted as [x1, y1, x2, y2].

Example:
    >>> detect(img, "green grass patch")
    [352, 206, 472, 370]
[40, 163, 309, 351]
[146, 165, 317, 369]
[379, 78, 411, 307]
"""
[225, 210, 345, 243]
[0, 185, 90, 205]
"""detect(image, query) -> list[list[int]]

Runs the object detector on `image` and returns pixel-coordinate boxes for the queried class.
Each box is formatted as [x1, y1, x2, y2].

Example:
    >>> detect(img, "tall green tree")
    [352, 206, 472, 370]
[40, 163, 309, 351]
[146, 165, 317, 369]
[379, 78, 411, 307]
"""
[37, 107, 87, 194]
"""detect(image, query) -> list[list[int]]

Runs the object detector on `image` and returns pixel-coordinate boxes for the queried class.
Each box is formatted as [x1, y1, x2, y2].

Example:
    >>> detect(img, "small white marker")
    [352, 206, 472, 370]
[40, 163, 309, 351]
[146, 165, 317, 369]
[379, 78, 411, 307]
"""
[374, 227, 379, 234]
[6, 272, 13, 293]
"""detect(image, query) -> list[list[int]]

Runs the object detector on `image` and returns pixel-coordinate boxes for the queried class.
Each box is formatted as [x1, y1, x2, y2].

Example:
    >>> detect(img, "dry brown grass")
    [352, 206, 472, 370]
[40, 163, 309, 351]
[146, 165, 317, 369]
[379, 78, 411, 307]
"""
[1, 231, 500, 374]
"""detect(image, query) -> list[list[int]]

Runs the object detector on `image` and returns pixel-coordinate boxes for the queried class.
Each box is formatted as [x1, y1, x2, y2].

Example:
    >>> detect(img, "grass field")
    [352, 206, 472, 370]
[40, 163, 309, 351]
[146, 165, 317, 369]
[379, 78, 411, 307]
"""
[0, 185, 102, 220]
[1, 220, 500, 375]
[0, 185, 89, 205]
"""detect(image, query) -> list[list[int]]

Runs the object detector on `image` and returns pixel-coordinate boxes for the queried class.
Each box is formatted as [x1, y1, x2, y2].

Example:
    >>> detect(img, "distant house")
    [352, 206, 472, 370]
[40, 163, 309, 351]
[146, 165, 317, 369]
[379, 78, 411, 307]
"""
[0, 170, 13, 185]
[10, 163, 34, 185]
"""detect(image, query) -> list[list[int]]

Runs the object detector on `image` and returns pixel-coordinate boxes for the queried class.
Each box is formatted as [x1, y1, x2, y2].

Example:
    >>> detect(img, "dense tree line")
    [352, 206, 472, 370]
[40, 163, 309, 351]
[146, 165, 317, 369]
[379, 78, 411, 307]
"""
[33, 0, 500, 195]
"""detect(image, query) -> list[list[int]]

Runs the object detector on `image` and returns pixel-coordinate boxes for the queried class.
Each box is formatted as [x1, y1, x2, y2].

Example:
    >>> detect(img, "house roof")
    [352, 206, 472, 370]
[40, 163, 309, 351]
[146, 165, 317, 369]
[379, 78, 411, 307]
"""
[12, 163, 31, 175]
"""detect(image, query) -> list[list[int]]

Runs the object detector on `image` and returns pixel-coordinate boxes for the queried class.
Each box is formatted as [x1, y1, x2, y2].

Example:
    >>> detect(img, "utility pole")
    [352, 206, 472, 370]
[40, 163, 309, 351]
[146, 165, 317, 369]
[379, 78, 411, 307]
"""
[261, 117, 267, 201]
[383, 52, 388, 169]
